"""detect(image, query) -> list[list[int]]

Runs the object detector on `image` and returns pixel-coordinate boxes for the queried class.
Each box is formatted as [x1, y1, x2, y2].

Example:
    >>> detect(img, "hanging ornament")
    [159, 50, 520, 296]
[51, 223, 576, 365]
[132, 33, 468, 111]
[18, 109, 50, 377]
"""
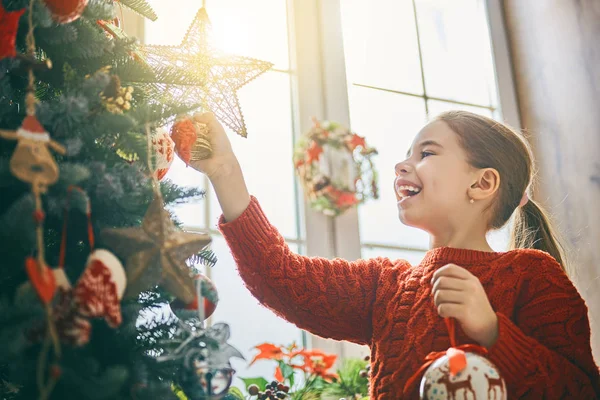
[74, 249, 127, 328]
[170, 274, 218, 320]
[151, 127, 175, 180]
[50, 186, 125, 346]
[42, 0, 88, 24]
[100, 195, 212, 304]
[133, 8, 273, 137]
[157, 321, 244, 400]
[404, 318, 506, 399]
[170, 114, 212, 166]
[0, 4, 25, 60]
[293, 118, 378, 217]
[25, 257, 57, 304]
[0, 115, 66, 192]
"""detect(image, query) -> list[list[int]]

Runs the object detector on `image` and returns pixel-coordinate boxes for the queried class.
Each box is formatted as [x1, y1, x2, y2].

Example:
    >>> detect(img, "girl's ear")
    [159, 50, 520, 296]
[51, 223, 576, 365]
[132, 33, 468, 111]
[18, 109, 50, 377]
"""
[468, 168, 500, 201]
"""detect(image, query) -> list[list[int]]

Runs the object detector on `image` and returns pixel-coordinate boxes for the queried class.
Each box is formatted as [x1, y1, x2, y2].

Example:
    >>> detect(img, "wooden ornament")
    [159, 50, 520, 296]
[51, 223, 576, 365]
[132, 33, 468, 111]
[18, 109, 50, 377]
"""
[0, 115, 66, 191]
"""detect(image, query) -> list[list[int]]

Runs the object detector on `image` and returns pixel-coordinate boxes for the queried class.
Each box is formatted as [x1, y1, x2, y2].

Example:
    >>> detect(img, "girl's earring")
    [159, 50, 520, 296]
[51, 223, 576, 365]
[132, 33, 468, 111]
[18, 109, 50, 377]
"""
[469, 198, 475, 204]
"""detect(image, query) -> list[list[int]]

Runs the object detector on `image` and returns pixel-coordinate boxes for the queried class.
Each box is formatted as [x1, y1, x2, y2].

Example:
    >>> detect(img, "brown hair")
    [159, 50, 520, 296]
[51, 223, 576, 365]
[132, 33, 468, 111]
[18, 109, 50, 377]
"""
[434, 110, 568, 271]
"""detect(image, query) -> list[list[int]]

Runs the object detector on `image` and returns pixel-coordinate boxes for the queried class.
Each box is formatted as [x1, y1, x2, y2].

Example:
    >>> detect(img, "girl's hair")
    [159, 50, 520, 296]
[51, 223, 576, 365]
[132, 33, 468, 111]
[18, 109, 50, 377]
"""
[434, 111, 568, 271]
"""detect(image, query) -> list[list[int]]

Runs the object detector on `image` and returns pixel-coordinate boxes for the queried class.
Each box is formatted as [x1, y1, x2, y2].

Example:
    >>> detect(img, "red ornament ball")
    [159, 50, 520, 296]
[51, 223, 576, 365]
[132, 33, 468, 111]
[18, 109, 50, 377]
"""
[43, 0, 88, 24]
[170, 274, 218, 320]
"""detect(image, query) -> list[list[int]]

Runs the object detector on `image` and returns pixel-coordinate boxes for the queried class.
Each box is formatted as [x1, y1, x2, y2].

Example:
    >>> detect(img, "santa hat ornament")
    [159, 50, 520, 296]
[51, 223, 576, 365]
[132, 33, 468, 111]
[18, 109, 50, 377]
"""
[74, 249, 127, 328]
[151, 127, 175, 180]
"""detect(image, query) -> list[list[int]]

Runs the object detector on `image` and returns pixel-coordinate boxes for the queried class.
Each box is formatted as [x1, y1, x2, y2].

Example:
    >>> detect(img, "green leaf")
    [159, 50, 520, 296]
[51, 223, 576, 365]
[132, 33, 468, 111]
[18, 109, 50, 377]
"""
[241, 377, 268, 392]
[277, 360, 294, 380]
[276, 360, 295, 387]
[227, 387, 245, 399]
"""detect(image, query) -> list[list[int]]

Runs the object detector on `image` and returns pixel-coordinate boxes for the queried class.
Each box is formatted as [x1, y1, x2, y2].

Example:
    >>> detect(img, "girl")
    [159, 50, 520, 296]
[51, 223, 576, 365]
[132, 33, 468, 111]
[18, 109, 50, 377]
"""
[190, 111, 600, 399]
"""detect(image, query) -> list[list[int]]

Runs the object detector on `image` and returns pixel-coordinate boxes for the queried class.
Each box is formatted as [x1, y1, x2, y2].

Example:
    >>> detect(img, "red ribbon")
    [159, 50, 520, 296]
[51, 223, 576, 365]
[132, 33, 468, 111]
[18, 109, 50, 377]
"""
[402, 318, 488, 396]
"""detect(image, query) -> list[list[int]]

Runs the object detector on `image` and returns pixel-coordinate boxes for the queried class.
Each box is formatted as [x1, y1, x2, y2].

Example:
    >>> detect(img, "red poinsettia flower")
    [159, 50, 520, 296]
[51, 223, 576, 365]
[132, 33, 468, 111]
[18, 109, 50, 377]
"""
[297, 349, 339, 381]
[306, 141, 324, 164]
[347, 133, 367, 151]
[250, 343, 284, 365]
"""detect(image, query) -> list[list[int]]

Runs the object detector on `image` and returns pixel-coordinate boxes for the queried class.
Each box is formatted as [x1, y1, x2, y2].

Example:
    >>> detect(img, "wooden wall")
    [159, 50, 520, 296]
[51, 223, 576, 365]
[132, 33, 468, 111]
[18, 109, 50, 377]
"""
[502, 0, 600, 361]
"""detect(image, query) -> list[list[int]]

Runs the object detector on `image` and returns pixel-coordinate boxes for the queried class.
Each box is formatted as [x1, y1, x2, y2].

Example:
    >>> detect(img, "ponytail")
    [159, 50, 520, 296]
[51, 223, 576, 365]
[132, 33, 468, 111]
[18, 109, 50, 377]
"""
[510, 199, 568, 273]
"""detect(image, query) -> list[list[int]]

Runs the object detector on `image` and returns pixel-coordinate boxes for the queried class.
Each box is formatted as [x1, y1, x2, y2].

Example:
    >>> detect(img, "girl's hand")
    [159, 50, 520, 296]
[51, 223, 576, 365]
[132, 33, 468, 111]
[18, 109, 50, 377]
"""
[431, 264, 499, 348]
[188, 112, 237, 181]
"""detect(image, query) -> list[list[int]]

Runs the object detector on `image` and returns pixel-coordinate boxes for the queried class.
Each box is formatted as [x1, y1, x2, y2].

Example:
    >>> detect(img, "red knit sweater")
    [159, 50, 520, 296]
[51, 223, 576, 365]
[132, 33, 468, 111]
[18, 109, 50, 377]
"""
[218, 197, 600, 399]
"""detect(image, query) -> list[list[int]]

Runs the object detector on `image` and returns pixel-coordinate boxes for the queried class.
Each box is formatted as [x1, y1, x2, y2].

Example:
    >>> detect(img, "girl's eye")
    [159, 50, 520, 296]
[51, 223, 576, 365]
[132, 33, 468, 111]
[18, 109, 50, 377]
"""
[421, 151, 434, 158]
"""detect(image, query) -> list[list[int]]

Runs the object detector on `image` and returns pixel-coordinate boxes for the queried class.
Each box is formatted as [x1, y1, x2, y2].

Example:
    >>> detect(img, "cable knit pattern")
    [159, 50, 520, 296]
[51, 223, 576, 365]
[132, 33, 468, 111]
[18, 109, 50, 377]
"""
[218, 196, 600, 399]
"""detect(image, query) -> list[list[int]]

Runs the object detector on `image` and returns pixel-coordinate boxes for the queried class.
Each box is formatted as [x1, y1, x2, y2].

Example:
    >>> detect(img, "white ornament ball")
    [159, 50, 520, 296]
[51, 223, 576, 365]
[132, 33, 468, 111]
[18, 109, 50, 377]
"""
[419, 352, 506, 400]
[151, 128, 175, 180]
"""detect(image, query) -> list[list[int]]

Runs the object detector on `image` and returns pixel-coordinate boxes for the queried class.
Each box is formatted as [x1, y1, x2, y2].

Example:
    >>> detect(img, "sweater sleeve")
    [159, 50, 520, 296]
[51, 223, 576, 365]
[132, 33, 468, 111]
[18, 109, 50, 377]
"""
[217, 196, 391, 345]
[487, 253, 600, 399]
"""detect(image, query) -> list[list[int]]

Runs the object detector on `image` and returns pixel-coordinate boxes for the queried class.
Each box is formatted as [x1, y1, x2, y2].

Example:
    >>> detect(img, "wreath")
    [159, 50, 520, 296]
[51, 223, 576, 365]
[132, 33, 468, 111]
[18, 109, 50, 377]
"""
[293, 119, 378, 217]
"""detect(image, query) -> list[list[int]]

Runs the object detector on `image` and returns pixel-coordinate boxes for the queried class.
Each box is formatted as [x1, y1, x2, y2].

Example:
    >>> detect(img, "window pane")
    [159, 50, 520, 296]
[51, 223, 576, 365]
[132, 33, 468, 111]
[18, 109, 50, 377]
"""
[427, 99, 493, 120]
[362, 246, 426, 265]
[416, 0, 498, 105]
[209, 72, 299, 239]
[165, 157, 206, 229]
[347, 86, 430, 248]
[208, 236, 304, 390]
[203, 0, 290, 69]
[341, 0, 423, 94]
[145, 0, 289, 69]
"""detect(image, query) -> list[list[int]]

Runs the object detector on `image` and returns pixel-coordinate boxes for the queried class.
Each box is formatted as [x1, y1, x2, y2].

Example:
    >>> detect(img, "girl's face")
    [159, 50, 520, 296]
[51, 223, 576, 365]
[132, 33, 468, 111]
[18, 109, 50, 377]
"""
[394, 120, 478, 233]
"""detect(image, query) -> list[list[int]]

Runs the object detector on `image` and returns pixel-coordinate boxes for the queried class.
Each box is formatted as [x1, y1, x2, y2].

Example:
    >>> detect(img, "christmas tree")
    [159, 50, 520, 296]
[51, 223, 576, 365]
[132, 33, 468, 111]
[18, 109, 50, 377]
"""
[0, 0, 269, 398]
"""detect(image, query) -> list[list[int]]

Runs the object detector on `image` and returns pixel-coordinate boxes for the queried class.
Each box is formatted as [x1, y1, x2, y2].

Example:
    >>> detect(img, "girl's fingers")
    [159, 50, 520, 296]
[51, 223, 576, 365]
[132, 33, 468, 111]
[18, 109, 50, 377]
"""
[432, 276, 465, 292]
[432, 263, 472, 283]
[436, 302, 463, 319]
[433, 289, 464, 307]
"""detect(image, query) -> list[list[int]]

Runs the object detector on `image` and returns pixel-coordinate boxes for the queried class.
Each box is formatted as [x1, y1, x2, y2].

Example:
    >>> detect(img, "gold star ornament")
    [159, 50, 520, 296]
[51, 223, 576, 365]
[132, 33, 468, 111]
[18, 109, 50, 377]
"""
[135, 8, 273, 137]
[100, 196, 211, 303]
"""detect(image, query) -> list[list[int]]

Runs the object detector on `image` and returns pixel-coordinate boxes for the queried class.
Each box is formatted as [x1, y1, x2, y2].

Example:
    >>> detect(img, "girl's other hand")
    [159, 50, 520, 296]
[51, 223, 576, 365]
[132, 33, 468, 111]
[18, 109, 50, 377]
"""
[431, 264, 499, 348]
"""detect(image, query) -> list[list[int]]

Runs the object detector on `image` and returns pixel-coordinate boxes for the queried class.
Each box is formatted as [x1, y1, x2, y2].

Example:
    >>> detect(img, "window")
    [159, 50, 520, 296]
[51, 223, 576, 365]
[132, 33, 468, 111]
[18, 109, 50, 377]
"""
[146, 0, 305, 385]
[339, 0, 515, 265]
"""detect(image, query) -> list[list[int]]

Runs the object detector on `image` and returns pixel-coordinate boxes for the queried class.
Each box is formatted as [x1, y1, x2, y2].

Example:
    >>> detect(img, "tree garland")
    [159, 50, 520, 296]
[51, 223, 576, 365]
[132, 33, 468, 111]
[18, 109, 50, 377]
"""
[293, 119, 378, 217]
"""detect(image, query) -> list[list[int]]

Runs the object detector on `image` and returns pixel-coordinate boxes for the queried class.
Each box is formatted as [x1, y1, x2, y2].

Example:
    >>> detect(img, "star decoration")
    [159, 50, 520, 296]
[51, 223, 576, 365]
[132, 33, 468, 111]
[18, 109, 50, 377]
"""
[135, 8, 273, 137]
[100, 196, 211, 303]
[306, 141, 324, 164]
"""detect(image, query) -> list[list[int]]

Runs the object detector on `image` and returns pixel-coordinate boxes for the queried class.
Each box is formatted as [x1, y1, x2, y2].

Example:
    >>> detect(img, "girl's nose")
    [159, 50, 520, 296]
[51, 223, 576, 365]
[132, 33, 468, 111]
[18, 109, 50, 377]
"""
[395, 161, 412, 176]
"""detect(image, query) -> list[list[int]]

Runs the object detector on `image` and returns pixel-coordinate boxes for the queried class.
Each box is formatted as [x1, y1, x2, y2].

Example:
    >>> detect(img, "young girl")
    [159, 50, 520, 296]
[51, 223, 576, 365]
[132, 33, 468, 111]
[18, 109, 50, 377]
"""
[189, 110, 600, 399]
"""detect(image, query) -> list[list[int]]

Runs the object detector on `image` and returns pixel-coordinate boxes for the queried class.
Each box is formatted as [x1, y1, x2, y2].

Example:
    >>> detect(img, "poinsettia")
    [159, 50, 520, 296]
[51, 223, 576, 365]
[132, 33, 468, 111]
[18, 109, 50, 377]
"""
[249, 342, 285, 365]
[242, 342, 341, 398]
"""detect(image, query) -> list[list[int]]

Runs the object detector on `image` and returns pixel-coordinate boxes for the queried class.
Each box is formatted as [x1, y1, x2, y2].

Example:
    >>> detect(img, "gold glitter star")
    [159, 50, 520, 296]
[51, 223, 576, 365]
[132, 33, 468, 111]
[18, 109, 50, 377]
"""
[136, 8, 273, 137]
[100, 196, 211, 303]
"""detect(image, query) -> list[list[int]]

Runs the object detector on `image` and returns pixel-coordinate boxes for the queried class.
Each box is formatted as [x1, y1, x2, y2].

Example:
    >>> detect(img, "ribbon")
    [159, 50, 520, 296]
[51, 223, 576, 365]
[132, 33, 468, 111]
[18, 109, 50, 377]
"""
[402, 318, 488, 396]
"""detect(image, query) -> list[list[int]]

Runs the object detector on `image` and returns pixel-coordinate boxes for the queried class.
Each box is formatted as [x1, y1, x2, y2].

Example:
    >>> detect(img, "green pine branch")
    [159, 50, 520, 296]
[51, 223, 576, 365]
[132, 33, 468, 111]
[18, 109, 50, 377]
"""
[119, 0, 158, 21]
